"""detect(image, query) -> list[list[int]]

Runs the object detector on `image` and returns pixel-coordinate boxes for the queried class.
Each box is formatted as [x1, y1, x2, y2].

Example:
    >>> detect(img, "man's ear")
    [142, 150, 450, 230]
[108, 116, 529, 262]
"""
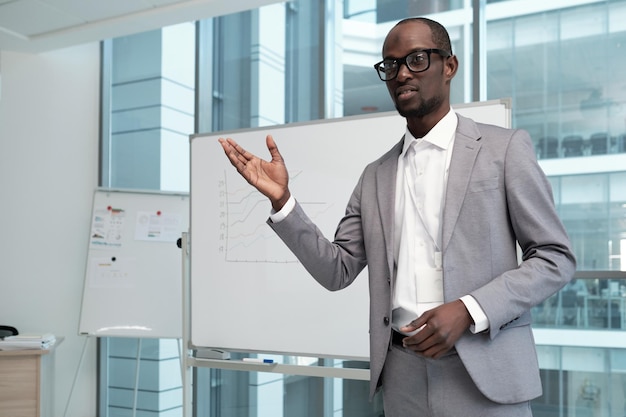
[445, 55, 459, 81]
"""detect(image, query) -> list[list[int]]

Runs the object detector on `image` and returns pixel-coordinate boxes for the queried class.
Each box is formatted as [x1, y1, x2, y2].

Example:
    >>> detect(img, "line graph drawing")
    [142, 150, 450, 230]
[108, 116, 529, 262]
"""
[219, 169, 336, 263]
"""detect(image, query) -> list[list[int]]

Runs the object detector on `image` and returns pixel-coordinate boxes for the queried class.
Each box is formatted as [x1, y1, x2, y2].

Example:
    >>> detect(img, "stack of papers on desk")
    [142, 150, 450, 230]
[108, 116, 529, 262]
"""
[0, 333, 56, 350]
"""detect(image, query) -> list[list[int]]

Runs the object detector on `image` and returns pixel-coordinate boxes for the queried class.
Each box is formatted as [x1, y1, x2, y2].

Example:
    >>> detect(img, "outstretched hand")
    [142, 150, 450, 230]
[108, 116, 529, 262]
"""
[218, 135, 291, 211]
[399, 300, 472, 359]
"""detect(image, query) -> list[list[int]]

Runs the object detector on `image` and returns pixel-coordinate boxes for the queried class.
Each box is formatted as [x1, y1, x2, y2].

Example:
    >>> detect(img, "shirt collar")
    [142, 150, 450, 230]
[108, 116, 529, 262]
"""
[401, 108, 458, 156]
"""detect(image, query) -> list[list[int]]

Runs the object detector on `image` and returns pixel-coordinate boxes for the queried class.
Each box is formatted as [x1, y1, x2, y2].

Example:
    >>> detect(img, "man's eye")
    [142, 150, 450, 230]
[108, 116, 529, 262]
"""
[382, 62, 396, 72]
[408, 53, 426, 65]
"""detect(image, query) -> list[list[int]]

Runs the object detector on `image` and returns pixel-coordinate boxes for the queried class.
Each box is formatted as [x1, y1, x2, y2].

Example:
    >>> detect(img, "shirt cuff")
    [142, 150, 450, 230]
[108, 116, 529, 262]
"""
[269, 195, 296, 223]
[460, 295, 489, 333]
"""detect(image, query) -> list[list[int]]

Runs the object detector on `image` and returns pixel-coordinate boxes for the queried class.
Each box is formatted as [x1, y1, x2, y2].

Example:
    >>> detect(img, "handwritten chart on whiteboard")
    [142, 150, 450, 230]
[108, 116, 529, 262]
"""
[79, 189, 189, 339]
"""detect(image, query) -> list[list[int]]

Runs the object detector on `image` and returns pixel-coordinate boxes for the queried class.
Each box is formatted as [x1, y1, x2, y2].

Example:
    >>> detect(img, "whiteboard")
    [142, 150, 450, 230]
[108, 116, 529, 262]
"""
[190, 100, 510, 359]
[79, 189, 189, 338]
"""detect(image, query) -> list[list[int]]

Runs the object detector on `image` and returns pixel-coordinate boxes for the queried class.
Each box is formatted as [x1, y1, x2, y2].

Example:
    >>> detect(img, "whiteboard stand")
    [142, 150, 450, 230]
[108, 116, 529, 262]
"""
[63, 335, 90, 417]
[186, 357, 369, 380]
[181, 232, 193, 417]
[132, 339, 142, 417]
[181, 226, 369, 417]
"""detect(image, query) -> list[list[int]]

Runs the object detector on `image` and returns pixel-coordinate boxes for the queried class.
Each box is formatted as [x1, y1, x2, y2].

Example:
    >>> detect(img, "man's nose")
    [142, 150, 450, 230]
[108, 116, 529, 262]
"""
[396, 61, 413, 81]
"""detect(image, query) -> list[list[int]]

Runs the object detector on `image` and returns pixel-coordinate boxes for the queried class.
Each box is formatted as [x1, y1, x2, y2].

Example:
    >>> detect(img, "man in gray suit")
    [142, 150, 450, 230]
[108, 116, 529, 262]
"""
[219, 17, 576, 417]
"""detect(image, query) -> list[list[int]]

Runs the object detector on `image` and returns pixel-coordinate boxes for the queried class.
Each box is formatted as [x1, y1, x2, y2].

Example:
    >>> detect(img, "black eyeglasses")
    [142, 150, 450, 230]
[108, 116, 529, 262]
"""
[373, 49, 451, 81]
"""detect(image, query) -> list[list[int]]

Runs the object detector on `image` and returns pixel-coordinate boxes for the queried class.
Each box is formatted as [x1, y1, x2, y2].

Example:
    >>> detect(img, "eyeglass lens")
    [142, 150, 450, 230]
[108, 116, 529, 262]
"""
[377, 51, 430, 81]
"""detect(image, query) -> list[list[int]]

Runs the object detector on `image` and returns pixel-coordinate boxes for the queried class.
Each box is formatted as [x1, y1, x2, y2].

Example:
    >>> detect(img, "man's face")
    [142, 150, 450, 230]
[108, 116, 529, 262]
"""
[382, 22, 453, 121]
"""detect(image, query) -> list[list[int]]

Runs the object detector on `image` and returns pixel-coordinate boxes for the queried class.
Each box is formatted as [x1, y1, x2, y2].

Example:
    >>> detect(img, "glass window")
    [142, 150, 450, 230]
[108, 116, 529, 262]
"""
[102, 23, 195, 192]
[99, 22, 195, 417]
[342, 1, 466, 117]
[487, 2, 626, 159]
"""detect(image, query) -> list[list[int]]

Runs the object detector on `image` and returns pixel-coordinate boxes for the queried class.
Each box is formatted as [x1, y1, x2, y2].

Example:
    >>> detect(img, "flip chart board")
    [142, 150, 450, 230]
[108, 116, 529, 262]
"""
[190, 100, 510, 359]
[79, 189, 189, 339]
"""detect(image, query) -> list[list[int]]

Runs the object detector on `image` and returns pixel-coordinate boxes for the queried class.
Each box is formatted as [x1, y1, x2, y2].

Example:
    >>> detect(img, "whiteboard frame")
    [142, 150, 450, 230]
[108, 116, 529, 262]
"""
[188, 99, 511, 360]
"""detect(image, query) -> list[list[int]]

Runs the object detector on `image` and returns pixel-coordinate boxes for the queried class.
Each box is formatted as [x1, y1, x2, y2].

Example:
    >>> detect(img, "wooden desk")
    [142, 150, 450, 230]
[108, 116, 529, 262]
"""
[0, 340, 61, 417]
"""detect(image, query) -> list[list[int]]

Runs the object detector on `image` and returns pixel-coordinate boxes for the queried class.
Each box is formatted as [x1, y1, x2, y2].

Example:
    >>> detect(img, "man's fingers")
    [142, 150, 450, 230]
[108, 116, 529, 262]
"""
[230, 141, 250, 163]
[219, 137, 254, 172]
[266, 135, 284, 162]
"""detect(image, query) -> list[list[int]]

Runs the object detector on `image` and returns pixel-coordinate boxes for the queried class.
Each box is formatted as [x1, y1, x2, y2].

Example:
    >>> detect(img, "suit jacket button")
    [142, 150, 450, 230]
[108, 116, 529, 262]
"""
[383, 317, 390, 326]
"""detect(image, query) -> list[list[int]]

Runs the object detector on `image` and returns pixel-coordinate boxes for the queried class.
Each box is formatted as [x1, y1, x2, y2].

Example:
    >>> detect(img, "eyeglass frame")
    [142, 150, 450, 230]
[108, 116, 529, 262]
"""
[373, 48, 452, 81]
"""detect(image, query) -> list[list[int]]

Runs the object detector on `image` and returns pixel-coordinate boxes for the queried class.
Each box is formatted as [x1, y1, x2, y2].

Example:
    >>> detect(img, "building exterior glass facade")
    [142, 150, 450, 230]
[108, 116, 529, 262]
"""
[100, 1, 626, 416]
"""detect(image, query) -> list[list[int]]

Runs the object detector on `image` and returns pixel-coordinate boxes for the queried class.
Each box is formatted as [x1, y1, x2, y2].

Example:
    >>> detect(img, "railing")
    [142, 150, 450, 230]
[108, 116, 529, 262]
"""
[531, 271, 626, 330]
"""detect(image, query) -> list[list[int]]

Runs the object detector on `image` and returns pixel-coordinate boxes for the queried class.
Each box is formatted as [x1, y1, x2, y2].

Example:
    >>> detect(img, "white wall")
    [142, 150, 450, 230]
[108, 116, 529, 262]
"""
[0, 43, 100, 417]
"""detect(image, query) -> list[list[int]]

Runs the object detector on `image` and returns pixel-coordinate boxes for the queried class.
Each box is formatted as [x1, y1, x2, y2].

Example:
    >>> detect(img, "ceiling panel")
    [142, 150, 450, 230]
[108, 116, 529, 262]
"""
[0, 0, 84, 37]
[37, 0, 159, 23]
[0, 0, 282, 53]
[149, 0, 192, 6]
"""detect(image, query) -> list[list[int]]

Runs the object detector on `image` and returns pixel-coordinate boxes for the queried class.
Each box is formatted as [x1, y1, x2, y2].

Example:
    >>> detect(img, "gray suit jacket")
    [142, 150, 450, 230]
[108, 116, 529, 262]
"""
[269, 114, 576, 403]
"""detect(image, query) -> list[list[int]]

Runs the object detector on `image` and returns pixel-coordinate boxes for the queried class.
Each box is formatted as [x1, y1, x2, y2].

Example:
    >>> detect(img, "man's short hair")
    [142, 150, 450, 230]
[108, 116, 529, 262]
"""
[395, 17, 453, 55]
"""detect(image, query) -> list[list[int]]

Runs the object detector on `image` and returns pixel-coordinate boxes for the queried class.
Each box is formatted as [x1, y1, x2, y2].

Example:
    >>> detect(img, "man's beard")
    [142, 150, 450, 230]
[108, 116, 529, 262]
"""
[396, 95, 444, 119]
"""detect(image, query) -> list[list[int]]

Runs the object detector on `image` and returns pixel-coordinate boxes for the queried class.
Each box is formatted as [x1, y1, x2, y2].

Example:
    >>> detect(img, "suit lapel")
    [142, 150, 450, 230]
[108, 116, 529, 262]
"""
[376, 138, 403, 277]
[442, 115, 482, 251]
